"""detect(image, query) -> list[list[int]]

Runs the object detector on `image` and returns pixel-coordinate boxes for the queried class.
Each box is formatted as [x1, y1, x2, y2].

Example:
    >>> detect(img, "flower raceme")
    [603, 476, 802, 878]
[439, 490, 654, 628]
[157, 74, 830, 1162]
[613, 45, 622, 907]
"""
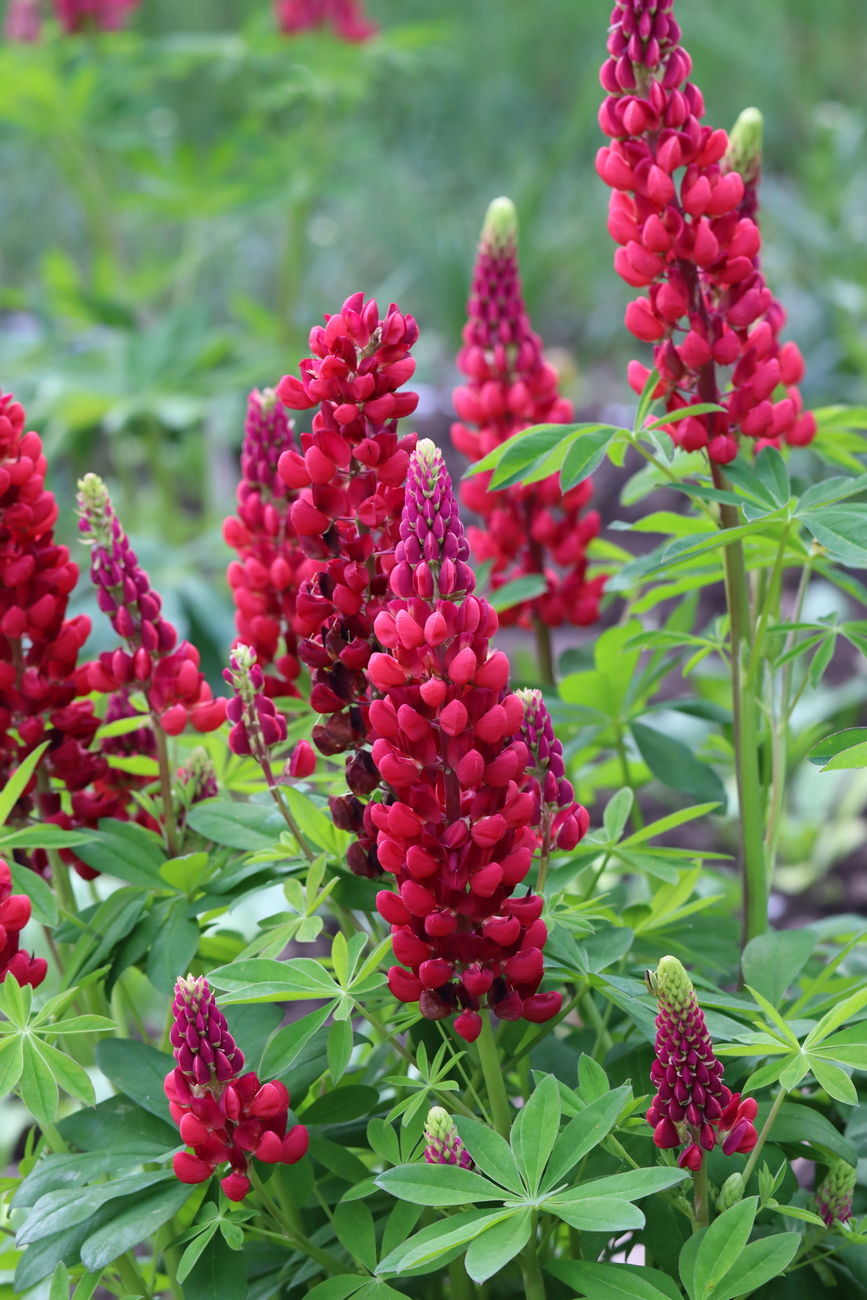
[370, 439, 580, 1041]
[597, 1, 815, 464]
[223, 645, 287, 766]
[517, 689, 589, 853]
[0, 859, 46, 988]
[276, 293, 419, 877]
[77, 474, 226, 737]
[274, 0, 377, 42]
[224, 389, 318, 701]
[424, 1107, 473, 1169]
[816, 1159, 857, 1228]
[166, 976, 308, 1203]
[646, 956, 757, 1171]
[453, 198, 605, 630]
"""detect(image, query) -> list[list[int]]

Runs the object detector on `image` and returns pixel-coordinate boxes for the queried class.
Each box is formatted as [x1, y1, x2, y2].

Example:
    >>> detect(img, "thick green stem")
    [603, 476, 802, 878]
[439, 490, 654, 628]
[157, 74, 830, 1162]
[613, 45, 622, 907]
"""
[713, 477, 767, 946]
[520, 1214, 546, 1300]
[741, 1088, 787, 1186]
[692, 1158, 710, 1230]
[476, 1014, 512, 1138]
[152, 722, 179, 858]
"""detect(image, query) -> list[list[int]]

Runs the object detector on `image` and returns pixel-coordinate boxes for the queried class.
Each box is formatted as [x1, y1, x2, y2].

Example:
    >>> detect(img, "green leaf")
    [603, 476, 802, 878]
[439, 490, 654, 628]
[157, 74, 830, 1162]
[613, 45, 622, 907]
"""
[260, 1003, 333, 1077]
[453, 1117, 525, 1195]
[303, 1084, 379, 1125]
[20, 1036, 58, 1127]
[377, 1209, 513, 1276]
[488, 573, 548, 611]
[560, 425, 619, 491]
[654, 515, 787, 571]
[757, 1100, 857, 1163]
[804, 984, 867, 1047]
[510, 1073, 560, 1194]
[177, 1219, 247, 1300]
[146, 896, 199, 995]
[797, 505, 867, 564]
[327, 1019, 353, 1086]
[33, 1038, 95, 1107]
[618, 803, 721, 847]
[0, 741, 49, 828]
[18, 1171, 173, 1244]
[808, 1055, 858, 1104]
[159, 852, 209, 893]
[306, 1282, 367, 1300]
[57, 1094, 178, 1156]
[705, 1232, 799, 1300]
[543, 1196, 644, 1233]
[176, 1221, 219, 1283]
[692, 1197, 757, 1300]
[185, 799, 286, 851]
[49, 1261, 70, 1300]
[565, 1167, 689, 1203]
[806, 728, 867, 767]
[208, 956, 339, 1003]
[543, 1087, 630, 1190]
[333, 1200, 377, 1273]
[799, 472, 867, 510]
[80, 1179, 193, 1271]
[465, 1208, 532, 1284]
[645, 403, 727, 434]
[631, 721, 727, 809]
[63, 887, 148, 985]
[0, 1036, 26, 1108]
[548, 1259, 682, 1300]
[754, 447, 791, 506]
[375, 1162, 503, 1207]
[74, 819, 166, 887]
[602, 788, 633, 842]
[741, 929, 817, 1007]
[10, 861, 57, 926]
[0, 826, 95, 850]
[95, 1039, 174, 1123]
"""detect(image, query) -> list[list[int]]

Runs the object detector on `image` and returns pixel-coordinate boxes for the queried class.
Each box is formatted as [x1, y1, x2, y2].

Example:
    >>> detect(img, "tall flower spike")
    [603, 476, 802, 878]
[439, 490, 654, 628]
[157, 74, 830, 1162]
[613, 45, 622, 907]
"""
[598, 2, 815, 463]
[646, 956, 757, 1171]
[77, 474, 226, 736]
[224, 389, 317, 700]
[424, 1107, 473, 1169]
[370, 439, 574, 1041]
[517, 689, 590, 852]
[816, 1159, 856, 1227]
[277, 293, 419, 877]
[165, 975, 309, 1202]
[454, 198, 605, 631]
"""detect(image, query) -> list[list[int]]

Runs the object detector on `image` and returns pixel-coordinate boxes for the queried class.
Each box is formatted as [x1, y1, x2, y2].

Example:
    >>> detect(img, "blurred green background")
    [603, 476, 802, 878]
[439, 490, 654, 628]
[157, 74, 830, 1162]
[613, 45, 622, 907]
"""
[0, 0, 865, 692]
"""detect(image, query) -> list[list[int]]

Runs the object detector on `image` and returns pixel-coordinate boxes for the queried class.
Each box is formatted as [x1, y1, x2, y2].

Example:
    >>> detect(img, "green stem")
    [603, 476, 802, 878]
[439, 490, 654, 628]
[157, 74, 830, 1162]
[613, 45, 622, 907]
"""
[448, 1255, 476, 1299]
[520, 1213, 546, 1300]
[766, 559, 813, 869]
[249, 1168, 355, 1275]
[741, 1088, 787, 1186]
[744, 526, 791, 691]
[269, 782, 316, 865]
[692, 1158, 710, 1230]
[614, 726, 643, 831]
[579, 992, 613, 1059]
[476, 1014, 512, 1138]
[114, 1249, 148, 1298]
[533, 618, 555, 688]
[713, 474, 767, 946]
[356, 1005, 475, 1118]
[152, 722, 179, 858]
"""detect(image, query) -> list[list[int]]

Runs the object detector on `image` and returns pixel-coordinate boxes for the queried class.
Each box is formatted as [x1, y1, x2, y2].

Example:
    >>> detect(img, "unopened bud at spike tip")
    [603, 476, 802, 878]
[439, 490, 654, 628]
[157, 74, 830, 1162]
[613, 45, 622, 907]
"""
[725, 107, 764, 184]
[481, 196, 518, 253]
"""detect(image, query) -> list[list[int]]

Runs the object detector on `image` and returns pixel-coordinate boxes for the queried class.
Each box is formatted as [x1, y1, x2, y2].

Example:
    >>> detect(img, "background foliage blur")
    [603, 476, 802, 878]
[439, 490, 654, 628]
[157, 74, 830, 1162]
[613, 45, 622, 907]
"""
[1, 0, 867, 896]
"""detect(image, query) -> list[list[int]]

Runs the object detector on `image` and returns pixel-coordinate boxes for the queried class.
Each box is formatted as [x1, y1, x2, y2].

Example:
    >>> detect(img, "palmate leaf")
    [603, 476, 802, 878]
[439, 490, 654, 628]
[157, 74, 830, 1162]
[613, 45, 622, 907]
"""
[464, 1208, 532, 1284]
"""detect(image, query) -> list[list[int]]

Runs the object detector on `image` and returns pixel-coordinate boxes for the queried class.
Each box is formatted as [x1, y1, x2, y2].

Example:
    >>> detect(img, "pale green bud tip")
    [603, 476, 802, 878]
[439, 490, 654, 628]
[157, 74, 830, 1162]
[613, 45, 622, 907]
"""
[717, 1172, 745, 1211]
[652, 955, 695, 1006]
[77, 472, 109, 513]
[231, 644, 257, 672]
[425, 1106, 454, 1143]
[482, 197, 518, 252]
[726, 108, 763, 180]
[259, 387, 278, 413]
[415, 438, 438, 468]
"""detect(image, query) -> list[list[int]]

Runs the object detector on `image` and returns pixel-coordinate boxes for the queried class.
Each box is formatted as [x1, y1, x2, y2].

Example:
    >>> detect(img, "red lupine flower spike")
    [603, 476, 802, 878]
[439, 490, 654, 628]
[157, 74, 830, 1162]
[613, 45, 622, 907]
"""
[224, 389, 317, 700]
[453, 197, 605, 631]
[77, 474, 226, 737]
[274, 0, 377, 42]
[372, 439, 580, 1039]
[223, 645, 288, 770]
[52, 0, 140, 33]
[166, 975, 308, 1202]
[516, 689, 590, 852]
[598, 4, 815, 463]
[424, 1107, 473, 1168]
[645, 956, 757, 1170]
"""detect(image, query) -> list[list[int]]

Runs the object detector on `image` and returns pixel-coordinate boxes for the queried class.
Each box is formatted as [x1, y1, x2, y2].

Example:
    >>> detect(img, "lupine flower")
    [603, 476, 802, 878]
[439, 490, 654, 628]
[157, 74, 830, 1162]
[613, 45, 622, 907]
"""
[286, 738, 316, 779]
[276, 293, 419, 877]
[517, 689, 590, 852]
[52, 0, 139, 32]
[4, 0, 42, 40]
[424, 1107, 473, 1169]
[646, 956, 757, 1171]
[224, 389, 318, 701]
[274, 0, 377, 42]
[166, 975, 309, 1202]
[0, 859, 46, 988]
[597, 1, 815, 464]
[223, 644, 288, 769]
[370, 439, 573, 1041]
[77, 474, 226, 737]
[816, 1159, 857, 1227]
[453, 198, 605, 631]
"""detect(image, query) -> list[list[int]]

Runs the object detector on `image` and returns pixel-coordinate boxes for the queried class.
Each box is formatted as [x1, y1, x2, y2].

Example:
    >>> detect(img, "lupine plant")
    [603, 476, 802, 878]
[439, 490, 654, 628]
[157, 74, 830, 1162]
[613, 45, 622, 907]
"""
[1, 2, 867, 1300]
